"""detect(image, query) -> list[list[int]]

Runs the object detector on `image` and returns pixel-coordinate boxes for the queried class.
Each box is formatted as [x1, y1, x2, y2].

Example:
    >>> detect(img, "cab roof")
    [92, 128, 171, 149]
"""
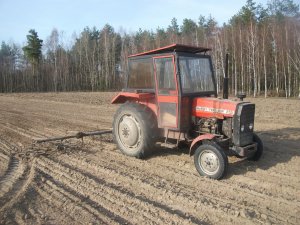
[128, 44, 211, 58]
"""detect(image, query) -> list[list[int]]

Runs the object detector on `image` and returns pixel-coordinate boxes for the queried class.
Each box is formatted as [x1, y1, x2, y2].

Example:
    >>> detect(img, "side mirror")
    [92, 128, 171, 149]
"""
[237, 92, 246, 101]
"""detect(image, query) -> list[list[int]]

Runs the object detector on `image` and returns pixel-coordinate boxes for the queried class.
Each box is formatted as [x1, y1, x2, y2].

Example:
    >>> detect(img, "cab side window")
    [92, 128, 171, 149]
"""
[154, 57, 176, 95]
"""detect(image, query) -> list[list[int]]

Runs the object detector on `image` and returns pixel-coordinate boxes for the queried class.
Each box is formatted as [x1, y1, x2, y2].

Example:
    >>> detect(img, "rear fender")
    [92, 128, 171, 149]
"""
[189, 134, 216, 155]
[111, 92, 158, 116]
[111, 92, 155, 104]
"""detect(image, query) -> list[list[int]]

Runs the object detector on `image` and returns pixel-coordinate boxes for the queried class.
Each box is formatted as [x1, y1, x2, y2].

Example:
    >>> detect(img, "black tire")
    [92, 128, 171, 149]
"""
[248, 133, 263, 161]
[194, 143, 228, 180]
[113, 102, 157, 158]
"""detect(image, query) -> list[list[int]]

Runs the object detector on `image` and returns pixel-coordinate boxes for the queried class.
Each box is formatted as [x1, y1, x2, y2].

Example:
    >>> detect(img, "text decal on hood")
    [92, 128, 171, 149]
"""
[195, 106, 235, 115]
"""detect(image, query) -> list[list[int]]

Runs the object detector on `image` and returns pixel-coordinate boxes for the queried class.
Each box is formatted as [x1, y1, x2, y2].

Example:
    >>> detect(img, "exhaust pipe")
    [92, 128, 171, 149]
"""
[223, 53, 229, 99]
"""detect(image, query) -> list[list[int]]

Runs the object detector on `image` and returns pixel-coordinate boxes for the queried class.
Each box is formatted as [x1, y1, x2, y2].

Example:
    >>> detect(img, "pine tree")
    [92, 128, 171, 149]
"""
[23, 29, 43, 66]
[22, 29, 43, 91]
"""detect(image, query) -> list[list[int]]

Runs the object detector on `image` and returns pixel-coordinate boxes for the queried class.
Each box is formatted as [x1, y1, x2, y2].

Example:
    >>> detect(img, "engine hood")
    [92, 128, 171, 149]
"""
[192, 97, 242, 119]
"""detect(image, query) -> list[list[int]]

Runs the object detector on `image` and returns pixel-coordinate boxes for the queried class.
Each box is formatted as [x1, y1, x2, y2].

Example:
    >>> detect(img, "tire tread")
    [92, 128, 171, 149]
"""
[113, 102, 157, 158]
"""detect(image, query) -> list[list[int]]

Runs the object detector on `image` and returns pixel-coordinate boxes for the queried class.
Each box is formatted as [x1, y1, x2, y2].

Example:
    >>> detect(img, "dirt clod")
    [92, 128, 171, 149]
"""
[261, 213, 268, 220]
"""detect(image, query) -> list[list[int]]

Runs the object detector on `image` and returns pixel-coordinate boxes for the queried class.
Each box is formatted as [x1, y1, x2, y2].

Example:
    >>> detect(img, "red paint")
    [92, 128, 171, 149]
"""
[192, 97, 240, 119]
[189, 133, 216, 154]
[111, 92, 158, 116]
[111, 92, 154, 104]
[156, 95, 177, 103]
[153, 55, 179, 128]
[128, 43, 211, 58]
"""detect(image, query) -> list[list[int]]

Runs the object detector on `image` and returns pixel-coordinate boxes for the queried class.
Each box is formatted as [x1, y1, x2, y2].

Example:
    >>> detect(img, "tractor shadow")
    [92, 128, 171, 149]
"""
[147, 142, 190, 158]
[146, 127, 300, 178]
[226, 127, 300, 178]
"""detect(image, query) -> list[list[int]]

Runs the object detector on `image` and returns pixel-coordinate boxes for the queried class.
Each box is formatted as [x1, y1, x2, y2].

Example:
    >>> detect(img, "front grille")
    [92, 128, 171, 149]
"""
[233, 103, 255, 146]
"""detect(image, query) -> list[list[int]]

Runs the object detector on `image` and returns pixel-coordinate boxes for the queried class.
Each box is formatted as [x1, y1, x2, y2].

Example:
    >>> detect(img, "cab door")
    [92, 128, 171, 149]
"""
[153, 55, 179, 129]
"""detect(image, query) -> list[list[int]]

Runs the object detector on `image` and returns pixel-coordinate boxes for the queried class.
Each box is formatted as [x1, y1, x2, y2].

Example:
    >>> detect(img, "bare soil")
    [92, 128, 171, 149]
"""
[0, 92, 299, 225]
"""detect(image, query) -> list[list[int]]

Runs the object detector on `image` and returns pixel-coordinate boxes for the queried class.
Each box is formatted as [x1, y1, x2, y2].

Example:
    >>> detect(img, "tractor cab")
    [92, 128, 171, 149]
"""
[112, 44, 216, 131]
[111, 44, 263, 180]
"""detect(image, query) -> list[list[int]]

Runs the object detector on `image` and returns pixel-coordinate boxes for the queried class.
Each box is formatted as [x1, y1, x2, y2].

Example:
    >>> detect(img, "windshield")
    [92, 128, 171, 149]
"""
[179, 56, 215, 93]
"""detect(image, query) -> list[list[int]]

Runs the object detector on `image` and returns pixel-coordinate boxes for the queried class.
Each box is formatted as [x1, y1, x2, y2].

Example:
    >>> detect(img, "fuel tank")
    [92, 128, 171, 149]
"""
[192, 97, 240, 119]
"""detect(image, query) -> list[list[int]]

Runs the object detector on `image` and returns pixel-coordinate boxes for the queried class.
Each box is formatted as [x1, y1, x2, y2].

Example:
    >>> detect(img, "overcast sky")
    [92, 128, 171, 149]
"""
[0, 0, 270, 45]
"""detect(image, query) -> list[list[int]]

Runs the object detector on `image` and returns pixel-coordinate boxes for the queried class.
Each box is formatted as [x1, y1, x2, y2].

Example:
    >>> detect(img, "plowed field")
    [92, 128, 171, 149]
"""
[0, 92, 299, 225]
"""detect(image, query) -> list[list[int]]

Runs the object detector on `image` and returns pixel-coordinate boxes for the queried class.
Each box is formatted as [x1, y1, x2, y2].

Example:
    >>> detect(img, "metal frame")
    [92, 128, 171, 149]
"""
[176, 52, 217, 98]
[153, 54, 179, 129]
[126, 56, 155, 91]
[126, 52, 217, 97]
[125, 50, 218, 132]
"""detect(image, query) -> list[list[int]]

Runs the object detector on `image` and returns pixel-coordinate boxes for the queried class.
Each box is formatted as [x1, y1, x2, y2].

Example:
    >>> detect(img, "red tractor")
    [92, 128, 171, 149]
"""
[111, 44, 263, 179]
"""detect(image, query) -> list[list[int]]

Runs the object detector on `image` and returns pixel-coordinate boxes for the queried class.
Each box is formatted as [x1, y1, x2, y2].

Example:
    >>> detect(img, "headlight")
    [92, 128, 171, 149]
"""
[241, 125, 245, 132]
[249, 123, 253, 130]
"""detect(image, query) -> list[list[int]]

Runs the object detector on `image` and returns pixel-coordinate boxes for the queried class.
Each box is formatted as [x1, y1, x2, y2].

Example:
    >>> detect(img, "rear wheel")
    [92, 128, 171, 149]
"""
[194, 143, 228, 180]
[248, 133, 263, 161]
[113, 102, 157, 158]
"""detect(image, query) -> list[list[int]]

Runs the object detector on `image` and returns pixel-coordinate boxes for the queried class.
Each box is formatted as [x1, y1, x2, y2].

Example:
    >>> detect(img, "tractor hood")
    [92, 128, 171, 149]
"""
[192, 97, 242, 119]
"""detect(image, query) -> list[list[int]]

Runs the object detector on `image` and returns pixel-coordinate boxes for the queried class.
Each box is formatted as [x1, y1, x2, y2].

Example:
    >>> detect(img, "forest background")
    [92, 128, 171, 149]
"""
[0, 0, 299, 98]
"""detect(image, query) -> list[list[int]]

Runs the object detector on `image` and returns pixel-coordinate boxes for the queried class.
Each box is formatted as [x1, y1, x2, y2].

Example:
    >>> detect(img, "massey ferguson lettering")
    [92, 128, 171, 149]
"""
[195, 106, 235, 115]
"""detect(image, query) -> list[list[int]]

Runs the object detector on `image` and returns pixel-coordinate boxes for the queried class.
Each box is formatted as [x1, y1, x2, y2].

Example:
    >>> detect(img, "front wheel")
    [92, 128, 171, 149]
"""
[194, 143, 228, 180]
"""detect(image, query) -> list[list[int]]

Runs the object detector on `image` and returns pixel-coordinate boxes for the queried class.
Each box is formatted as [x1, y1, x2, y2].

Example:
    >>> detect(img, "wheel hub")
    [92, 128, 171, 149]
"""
[199, 150, 220, 175]
[118, 115, 140, 148]
[122, 127, 129, 138]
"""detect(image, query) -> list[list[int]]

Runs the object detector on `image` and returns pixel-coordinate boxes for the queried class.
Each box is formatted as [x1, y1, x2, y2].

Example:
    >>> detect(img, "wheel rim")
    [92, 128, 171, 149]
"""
[198, 150, 220, 176]
[118, 114, 141, 149]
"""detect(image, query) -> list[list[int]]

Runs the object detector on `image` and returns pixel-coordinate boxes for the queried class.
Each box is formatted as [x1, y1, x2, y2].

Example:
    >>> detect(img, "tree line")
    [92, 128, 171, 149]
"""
[0, 0, 299, 97]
